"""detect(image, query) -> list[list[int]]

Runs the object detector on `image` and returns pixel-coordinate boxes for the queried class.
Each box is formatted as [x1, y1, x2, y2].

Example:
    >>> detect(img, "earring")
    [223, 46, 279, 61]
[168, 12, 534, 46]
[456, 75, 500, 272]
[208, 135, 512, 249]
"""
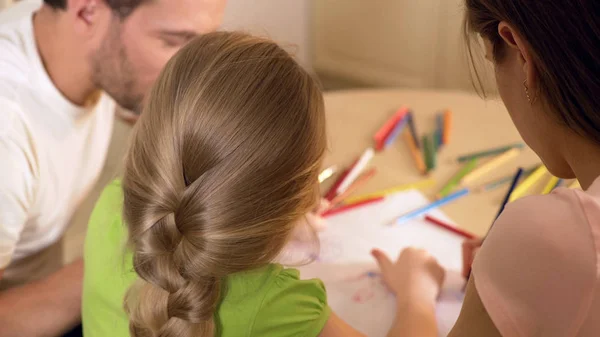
[523, 80, 532, 103]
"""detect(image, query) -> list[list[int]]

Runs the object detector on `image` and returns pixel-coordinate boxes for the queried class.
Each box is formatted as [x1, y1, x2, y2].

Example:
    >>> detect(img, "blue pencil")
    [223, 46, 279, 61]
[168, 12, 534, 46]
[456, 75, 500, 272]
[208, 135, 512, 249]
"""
[383, 115, 410, 149]
[553, 179, 563, 189]
[393, 188, 470, 224]
[493, 168, 524, 221]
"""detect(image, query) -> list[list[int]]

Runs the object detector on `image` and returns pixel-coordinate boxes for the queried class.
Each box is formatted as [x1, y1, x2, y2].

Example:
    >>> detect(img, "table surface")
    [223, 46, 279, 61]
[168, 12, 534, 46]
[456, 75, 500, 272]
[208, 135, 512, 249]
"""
[321, 89, 543, 237]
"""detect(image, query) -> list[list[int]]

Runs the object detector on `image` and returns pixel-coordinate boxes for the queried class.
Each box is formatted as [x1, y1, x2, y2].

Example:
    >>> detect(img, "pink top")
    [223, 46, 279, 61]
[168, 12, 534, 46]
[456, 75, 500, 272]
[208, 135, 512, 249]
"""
[473, 177, 600, 337]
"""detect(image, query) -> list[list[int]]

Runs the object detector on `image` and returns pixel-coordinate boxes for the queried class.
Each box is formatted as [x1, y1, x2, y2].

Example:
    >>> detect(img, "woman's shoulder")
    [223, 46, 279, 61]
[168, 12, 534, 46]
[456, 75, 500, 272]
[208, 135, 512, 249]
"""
[220, 264, 330, 337]
[472, 185, 600, 336]
[488, 185, 598, 252]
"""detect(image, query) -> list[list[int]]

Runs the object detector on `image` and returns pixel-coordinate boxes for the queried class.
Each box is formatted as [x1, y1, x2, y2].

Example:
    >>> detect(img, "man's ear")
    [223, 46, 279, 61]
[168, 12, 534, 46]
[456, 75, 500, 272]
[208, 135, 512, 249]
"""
[68, 0, 100, 34]
[498, 21, 537, 89]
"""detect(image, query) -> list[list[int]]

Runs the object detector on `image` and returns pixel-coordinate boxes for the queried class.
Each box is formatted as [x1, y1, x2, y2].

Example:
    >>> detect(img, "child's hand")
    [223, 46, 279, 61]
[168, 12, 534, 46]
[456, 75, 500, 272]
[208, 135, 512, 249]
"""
[292, 199, 330, 242]
[462, 238, 483, 278]
[372, 248, 445, 306]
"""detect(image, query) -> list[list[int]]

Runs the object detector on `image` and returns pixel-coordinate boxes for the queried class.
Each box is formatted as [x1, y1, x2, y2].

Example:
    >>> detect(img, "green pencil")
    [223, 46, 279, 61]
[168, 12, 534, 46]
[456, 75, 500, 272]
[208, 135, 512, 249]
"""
[423, 134, 436, 171]
[437, 159, 479, 198]
[457, 143, 525, 163]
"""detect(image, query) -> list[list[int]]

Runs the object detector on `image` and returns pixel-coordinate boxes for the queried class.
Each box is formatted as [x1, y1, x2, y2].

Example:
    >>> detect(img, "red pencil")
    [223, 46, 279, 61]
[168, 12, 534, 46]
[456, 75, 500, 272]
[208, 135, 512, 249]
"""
[324, 159, 358, 201]
[373, 107, 409, 151]
[424, 215, 476, 239]
[322, 196, 385, 217]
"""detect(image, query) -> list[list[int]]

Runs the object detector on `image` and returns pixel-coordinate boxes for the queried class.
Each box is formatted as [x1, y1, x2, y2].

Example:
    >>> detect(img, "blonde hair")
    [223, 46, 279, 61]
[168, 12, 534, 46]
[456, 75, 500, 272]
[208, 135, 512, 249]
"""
[122, 32, 326, 336]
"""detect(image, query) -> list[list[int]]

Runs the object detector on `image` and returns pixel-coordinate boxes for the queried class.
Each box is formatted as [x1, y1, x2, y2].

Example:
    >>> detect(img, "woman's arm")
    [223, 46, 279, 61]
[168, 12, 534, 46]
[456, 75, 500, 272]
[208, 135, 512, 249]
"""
[448, 276, 502, 337]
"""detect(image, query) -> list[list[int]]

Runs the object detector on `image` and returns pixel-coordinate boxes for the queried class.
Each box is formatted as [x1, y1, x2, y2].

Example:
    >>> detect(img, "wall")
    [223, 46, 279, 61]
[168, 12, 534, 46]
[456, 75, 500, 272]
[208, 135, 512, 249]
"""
[312, 0, 493, 91]
[221, 0, 311, 68]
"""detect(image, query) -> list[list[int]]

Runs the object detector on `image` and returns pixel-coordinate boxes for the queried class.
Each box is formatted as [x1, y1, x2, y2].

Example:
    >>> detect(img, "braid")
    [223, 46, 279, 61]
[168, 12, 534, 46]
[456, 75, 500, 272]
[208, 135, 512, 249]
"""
[125, 190, 222, 337]
[123, 32, 327, 337]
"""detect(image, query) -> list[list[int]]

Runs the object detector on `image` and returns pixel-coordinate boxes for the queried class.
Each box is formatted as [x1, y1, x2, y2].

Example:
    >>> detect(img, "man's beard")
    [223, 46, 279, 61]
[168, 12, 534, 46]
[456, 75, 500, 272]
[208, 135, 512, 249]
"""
[90, 25, 143, 114]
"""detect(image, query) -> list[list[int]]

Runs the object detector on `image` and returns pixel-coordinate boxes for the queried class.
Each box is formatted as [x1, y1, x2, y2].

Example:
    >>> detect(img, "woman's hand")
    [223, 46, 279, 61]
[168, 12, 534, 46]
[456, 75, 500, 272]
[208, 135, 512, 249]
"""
[372, 248, 445, 306]
[462, 238, 483, 278]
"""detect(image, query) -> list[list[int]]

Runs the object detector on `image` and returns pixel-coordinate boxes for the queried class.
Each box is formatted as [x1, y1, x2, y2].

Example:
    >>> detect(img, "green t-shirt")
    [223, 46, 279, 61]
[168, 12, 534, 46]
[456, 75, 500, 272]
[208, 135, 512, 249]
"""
[82, 181, 331, 337]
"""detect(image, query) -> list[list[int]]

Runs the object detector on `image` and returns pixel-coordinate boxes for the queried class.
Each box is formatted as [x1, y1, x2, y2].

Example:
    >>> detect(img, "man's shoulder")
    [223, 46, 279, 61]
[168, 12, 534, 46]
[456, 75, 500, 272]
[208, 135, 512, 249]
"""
[0, 1, 40, 88]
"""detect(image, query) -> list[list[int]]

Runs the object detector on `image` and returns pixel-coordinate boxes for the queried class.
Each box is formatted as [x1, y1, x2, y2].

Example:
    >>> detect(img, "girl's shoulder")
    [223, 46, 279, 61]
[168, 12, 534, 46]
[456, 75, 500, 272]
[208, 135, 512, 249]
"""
[219, 263, 330, 337]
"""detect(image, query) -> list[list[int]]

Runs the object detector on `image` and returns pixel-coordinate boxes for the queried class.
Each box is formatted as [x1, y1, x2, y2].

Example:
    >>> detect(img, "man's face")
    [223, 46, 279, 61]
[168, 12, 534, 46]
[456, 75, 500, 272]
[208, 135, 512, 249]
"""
[91, 0, 226, 113]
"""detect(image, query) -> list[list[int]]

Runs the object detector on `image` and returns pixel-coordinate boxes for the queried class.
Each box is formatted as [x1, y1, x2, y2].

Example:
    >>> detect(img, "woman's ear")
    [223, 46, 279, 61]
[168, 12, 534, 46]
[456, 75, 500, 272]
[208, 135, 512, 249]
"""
[498, 21, 537, 90]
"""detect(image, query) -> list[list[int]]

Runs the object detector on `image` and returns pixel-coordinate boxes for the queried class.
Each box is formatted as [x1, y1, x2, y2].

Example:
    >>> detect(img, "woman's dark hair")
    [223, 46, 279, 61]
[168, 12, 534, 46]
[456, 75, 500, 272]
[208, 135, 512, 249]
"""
[43, 0, 147, 17]
[464, 0, 600, 143]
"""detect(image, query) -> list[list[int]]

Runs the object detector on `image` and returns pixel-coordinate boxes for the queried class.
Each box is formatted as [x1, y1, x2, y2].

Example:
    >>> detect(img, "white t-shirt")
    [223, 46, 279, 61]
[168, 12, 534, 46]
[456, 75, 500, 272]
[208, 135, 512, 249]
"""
[0, 1, 115, 268]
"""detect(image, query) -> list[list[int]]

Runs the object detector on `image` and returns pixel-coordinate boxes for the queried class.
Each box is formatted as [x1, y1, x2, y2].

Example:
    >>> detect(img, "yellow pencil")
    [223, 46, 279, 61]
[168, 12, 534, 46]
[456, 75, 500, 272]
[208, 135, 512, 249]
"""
[404, 132, 427, 175]
[460, 148, 521, 185]
[318, 165, 337, 183]
[509, 165, 548, 201]
[569, 180, 581, 189]
[443, 110, 452, 145]
[345, 178, 436, 204]
[542, 176, 560, 194]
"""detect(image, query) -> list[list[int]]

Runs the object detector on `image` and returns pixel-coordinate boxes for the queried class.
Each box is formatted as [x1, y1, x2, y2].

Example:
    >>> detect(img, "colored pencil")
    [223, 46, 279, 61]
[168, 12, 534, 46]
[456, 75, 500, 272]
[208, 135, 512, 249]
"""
[569, 180, 581, 189]
[406, 112, 420, 148]
[509, 165, 548, 201]
[477, 165, 538, 192]
[442, 110, 452, 145]
[392, 188, 470, 225]
[436, 114, 444, 148]
[403, 131, 427, 175]
[322, 197, 385, 217]
[383, 114, 410, 149]
[318, 166, 337, 184]
[424, 215, 476, 239]
[437, 159, 478, 198]
[374, 107, 409, 151]
[345, 178, 436, 203]
[542, 176, 560, 195]
[494, 168, 524, 220]
[457, 143, 525, 163]
[423, 134, 436, 171]
[324, 167, 350, 201]
[336, 148, 375, 194]
[460, 148, 520, 185]
[331, 168, 377, 206]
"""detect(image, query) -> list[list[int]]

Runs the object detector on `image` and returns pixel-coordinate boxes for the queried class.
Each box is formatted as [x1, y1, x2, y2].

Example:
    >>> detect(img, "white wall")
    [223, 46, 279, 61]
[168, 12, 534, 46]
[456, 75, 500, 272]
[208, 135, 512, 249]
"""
[220, 0, 311, 68]
[313, 0, 491, 91]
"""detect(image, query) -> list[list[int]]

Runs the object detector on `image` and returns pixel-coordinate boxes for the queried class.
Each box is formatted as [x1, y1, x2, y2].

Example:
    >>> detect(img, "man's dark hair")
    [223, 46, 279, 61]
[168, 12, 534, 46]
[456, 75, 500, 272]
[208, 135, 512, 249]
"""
[43, 0, 148, 18]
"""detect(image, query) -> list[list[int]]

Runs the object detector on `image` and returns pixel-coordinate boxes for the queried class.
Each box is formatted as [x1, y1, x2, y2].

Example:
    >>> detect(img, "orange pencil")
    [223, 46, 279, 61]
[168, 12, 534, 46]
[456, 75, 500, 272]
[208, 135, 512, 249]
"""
[443, 110, 452, 145]
[330, 168, 377, 206]
[404, 132, 426, 175]
[322, 196, 385, 217]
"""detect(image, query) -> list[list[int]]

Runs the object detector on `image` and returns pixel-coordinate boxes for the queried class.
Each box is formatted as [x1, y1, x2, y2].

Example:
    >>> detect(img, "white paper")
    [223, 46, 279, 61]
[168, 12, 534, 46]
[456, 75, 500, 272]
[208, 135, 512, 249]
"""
[283, 190, 466, 337]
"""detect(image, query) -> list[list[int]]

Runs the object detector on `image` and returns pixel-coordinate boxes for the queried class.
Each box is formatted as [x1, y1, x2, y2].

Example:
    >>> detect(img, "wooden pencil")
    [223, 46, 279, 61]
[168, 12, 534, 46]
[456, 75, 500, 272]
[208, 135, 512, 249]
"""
[542, 176, 560, 195]
[509, 165, 548, 201]
[406, 111, 420, 148]
[457, 143, 525, 163]
[437, 159, 478, 198]
[322, 196, 385, 217]
[569, 180, 581, 189]
[373, 107, 409, 151]
[460, 148, 520, 185]
[330, 168, 377, 206]
[345, 178, 436, 203]
[442, 110, 452, 145]
[404, 131, 427, 175]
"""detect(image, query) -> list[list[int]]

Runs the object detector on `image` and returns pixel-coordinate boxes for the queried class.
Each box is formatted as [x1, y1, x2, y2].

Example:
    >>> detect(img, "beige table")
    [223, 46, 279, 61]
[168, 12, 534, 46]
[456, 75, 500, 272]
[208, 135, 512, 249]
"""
[321, 89, 541, 237]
